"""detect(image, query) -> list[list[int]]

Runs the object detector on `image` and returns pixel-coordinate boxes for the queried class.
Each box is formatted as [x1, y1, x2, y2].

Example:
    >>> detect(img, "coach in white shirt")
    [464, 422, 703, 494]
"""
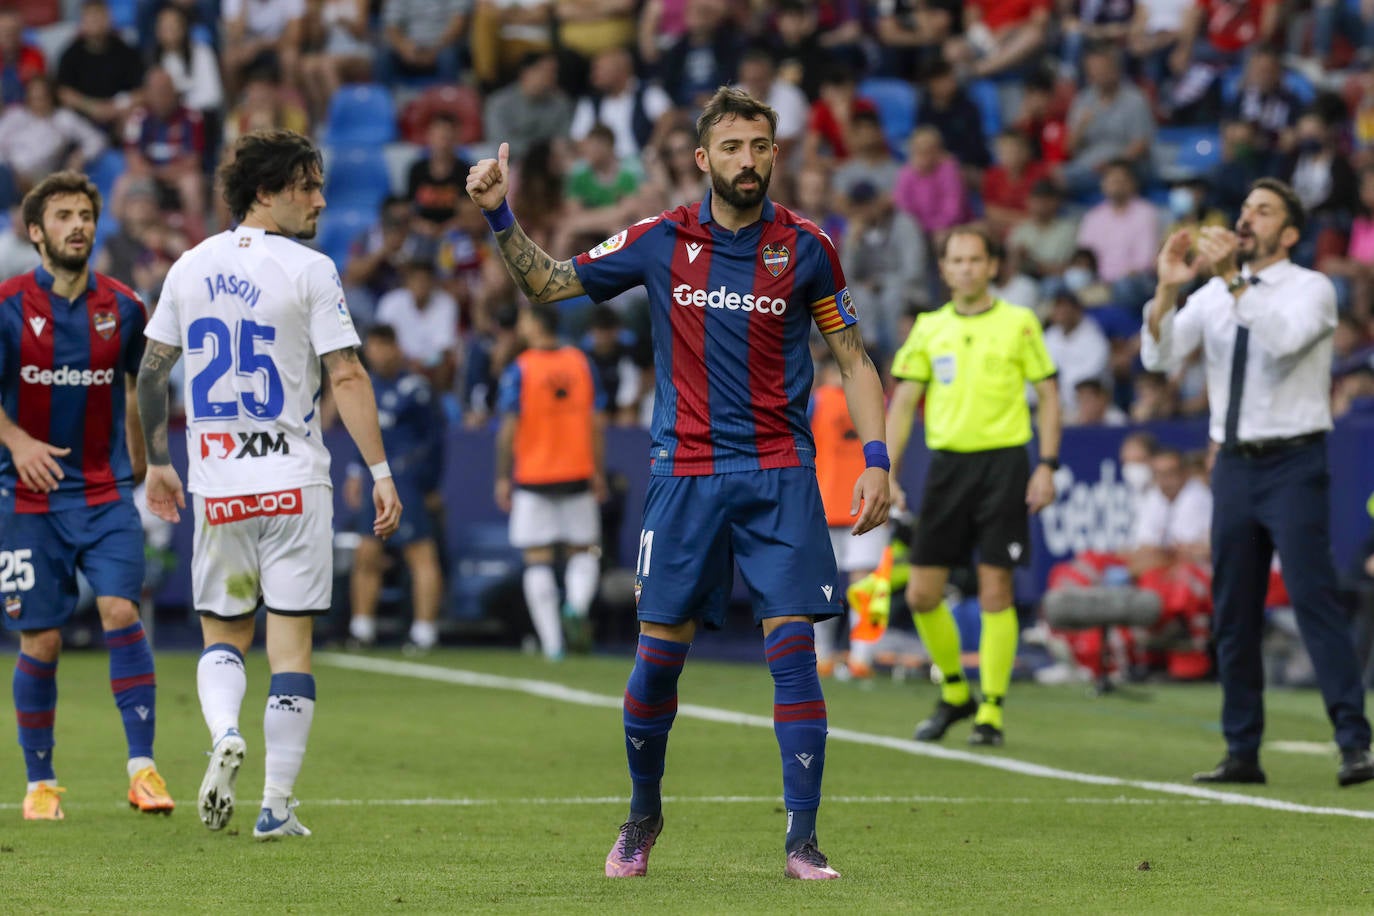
[1142, 177, 1374, 788]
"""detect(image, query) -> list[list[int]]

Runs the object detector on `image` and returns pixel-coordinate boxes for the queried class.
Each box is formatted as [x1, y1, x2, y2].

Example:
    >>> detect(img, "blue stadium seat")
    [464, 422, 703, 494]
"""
[322, 84, 397, 147]
[85, 149, 125, 205]
[967, 79, 1003, 140]
[1219, 67, 1316, 107]
[106, 0, 136, 31]
[448, 522, 523, 620]
[1155, 126, 1222, 180]
[315, 207, 372, 270]
[858, 77, 918, 154]
[324, 146, 392, 212]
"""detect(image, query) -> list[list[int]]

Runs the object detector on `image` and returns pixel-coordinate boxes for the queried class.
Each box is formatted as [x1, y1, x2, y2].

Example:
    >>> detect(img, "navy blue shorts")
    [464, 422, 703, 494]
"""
[352, 476, 434, 548]
[634, 467, 842, 629]
[1, 499, 144, 631]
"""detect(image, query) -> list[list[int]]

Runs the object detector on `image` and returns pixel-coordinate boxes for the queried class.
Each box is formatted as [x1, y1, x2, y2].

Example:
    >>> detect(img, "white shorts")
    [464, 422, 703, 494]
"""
[192, 485, 334, 618]
[509, 488, 600, 549]
[829, 524, 889, 573]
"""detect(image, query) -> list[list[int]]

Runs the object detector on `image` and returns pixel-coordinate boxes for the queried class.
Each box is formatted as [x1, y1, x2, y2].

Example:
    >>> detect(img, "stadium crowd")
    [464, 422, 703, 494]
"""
[7, 0, 1374, 429]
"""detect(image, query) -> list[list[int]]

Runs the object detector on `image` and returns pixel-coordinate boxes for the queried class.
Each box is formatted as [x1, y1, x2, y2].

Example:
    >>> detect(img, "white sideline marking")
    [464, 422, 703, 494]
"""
[0, 794, 1221, 812]
[1268, 740, 1334, 756]
[316, 653, 1374, 821]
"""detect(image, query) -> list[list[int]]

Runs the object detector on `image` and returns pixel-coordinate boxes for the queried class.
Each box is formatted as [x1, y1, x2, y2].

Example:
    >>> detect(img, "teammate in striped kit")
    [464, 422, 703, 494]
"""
[468, 87, 891, 879]
[0, 171, 173, 820]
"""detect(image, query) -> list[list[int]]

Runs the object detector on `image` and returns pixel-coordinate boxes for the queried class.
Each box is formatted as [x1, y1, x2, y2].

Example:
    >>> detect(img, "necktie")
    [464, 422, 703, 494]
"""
[1223, 276, 1258, 446]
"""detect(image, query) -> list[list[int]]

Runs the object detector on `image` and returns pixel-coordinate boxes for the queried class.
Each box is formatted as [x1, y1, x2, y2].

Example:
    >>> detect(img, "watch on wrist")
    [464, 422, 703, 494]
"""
[1039, 457, 1060, 471]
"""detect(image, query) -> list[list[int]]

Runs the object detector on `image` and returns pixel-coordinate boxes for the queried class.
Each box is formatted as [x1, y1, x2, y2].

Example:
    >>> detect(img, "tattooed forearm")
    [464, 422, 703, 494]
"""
[136, 340, 181, 465]
[828, 325, 878, 378]
[494, 221, 586, 303]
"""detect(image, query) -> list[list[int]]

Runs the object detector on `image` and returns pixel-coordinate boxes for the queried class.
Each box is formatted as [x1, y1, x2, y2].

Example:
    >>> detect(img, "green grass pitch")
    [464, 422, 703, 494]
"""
[3, 647, 1373, 914]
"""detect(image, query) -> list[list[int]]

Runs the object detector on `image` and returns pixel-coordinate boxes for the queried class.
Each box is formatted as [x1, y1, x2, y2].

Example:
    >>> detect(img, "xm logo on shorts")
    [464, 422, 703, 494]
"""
[200, 431, 291, 460]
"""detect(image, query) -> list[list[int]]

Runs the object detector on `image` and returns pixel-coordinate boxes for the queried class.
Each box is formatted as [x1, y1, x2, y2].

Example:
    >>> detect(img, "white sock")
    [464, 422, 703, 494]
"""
[127, 756, 155, 777]
[349, 615, 376, 643]
[523, 565, 563, 658]
[27, 780, 56, 791]
[564, 552, 600, 617]
[197, 646, 247, 745]
[847, 610, 876, 667]
[263, 673, 316, 804]
[409, 620, 438, 649]
[814, 617, 840, 662]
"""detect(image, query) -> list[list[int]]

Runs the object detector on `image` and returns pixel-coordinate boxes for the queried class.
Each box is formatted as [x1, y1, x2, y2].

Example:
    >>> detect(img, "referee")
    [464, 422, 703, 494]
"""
[1143, 178, 1374, 787]
[887, 226, 1061, 747]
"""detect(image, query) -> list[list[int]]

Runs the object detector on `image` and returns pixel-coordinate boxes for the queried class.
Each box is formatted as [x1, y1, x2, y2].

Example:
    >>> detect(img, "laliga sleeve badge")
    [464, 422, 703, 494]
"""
[588, 230, 628, 260]
[762, 243, 790, 277]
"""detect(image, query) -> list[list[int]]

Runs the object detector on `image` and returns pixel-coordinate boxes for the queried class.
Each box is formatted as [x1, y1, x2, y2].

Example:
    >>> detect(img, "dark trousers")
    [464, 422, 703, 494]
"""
[1211, 438, 1371, 759]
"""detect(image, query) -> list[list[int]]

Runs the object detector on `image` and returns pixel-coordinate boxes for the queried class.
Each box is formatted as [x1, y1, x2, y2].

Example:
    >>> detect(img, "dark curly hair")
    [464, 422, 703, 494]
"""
[218, 128, 322, 222]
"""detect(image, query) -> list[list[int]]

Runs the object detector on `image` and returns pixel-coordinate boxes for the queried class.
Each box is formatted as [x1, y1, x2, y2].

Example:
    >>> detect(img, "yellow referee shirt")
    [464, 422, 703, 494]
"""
[891, 299, 1057, 452]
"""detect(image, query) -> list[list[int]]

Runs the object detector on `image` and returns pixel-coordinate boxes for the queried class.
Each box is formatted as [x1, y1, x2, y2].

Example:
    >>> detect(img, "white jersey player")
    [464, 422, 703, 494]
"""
[137, 129, 401, 840]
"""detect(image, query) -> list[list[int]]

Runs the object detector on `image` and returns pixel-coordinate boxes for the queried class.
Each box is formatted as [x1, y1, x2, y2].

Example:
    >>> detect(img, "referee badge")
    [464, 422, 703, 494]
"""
[762, 243, 790, 277]
[934, 354, 956, 385]
[92, 310, 118, 340]
[4, 595, 20, 619]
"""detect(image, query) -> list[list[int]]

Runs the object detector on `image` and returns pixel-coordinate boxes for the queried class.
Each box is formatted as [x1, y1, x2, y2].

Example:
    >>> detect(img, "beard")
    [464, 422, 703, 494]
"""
[1235, 233, 1278, 264]
[711, 166, 770, 210]
[41, 230, 90, 273]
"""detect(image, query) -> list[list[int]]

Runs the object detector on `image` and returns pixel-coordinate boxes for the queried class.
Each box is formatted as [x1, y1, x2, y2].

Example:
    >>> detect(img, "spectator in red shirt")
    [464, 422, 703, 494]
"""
[983, 130, 1051, 238]
[1013, 69, 1069, 164]
[1170, 0, 1279, 76]
[802, 61, 878, 166]
[0, 8, 46, 107]
[947, 0, 1052, 79]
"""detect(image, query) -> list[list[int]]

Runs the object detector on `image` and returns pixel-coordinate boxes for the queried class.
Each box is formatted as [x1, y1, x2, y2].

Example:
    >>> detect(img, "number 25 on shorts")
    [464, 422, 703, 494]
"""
[0, 549, 36, 593]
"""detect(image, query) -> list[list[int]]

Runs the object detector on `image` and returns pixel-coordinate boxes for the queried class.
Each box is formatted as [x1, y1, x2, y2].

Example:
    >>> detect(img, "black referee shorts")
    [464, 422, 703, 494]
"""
[912, 446, 1030, 569]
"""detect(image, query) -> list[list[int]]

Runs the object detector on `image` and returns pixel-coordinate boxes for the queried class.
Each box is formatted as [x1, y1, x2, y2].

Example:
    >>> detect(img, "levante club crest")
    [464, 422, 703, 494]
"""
[762, 244, 789, 277]
[4, 594, 21, 619]
[92, 310, 118, 339]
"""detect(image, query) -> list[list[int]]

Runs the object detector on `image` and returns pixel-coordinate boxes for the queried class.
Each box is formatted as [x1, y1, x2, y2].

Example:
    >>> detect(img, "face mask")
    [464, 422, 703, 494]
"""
[1063, 266, 1093, 292]
[1121, 461, 1153, 493]
[1168, 186, 1196, 219]
[1297, 138, 1323, 156]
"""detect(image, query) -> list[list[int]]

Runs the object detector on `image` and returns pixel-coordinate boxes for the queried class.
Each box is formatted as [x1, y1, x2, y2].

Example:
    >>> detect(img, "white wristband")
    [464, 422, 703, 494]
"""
[368, 460, 392, 481]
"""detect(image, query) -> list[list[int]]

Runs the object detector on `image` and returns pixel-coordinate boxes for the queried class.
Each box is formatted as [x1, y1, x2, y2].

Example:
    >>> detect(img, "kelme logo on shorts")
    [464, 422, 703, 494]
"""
[672, 284, 788, 315]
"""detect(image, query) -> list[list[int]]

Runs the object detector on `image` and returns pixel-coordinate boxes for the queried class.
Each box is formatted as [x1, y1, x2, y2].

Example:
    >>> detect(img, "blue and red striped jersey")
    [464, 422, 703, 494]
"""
[573, 191, 858, 476]
[0, 266, 147, 513]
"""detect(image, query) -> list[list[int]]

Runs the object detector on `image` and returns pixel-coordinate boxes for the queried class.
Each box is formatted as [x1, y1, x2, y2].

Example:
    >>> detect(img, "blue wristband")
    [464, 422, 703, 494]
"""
[482, 200, 514, 233]
[863, 441, 890, 471]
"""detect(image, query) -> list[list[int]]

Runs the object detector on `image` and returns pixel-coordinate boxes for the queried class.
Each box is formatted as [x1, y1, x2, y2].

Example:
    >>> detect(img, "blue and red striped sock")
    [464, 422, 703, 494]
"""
[105, 622, 156, 761]
[623, 635, 690, 820]
[14, 653, 57, 783]
[765, 621, 827, 851]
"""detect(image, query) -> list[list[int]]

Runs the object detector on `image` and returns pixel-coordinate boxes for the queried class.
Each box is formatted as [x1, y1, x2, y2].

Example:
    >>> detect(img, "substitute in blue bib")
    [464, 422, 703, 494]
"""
[0, 170, 172, 820]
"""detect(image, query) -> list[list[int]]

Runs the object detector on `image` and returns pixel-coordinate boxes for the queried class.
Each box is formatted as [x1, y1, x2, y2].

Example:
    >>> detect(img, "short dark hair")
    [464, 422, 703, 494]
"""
[1153, 445, 1184, 465]
[1249, 176, 1306, 235]
[938, 224, 1000, 260]
[218, 128, 322, 222]
[21, 170, 101, 247]
[367, 323, 399, 343]
[525, 302, 560, 336]
[696, 86, 778, 147]
[1102, 158, 1136, 179]
[586, 123, 616, 146]
[589, 303, 621, 330]
[1074, 378, 1106, 395]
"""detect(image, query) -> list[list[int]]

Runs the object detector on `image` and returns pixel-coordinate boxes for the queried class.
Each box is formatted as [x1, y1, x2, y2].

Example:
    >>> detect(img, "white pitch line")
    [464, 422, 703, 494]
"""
[0, 794, 1223, 811]
[1268, 740, 1335, 756]
[316, 653, 1374, 821]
